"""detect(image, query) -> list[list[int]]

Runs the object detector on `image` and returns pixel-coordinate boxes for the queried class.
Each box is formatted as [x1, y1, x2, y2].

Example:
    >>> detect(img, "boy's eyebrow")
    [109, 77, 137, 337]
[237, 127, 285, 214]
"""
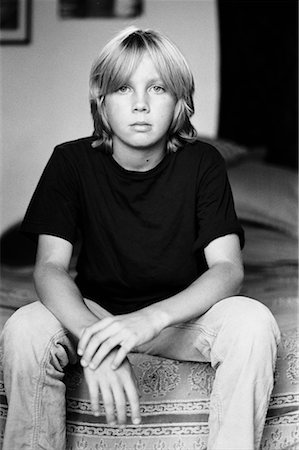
[149, 78, 165, 84]
[125, 76, 165, 85]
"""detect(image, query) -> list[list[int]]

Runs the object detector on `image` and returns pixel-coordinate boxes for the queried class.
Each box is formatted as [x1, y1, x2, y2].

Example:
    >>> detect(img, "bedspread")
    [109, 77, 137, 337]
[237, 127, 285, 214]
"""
[0, 256, 298, 449]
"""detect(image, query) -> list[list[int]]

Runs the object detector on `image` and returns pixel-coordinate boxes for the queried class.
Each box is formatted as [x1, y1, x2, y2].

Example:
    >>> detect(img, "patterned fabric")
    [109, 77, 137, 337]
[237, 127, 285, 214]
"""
[1, 333, 297, 449]
[0, 255, 298, 449]
[62, 330, 298, 450]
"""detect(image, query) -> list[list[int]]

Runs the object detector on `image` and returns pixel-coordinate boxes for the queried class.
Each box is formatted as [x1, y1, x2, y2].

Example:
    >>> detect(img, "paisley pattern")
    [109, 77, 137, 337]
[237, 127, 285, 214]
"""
[188, 364, 215, 396]
[138, 359, 181, 397]
[62, 343, 299, 450]
[281, 330, 299, 385]
[0, 262, 298, 449]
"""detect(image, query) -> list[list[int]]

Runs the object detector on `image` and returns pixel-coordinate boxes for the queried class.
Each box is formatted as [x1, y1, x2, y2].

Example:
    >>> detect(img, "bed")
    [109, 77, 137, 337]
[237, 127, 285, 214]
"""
[0, 140, 298, 449]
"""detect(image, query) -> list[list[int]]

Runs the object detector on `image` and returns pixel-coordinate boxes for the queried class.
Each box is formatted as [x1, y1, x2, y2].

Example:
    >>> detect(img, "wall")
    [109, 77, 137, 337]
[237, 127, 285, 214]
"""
[0, 0, 219, 235]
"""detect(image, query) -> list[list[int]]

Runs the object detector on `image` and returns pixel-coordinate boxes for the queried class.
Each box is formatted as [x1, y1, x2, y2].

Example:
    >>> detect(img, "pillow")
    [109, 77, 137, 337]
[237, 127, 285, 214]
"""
[198, 136, 249, 165]
[241, 222, 298, 265]
[228, 160, 298, 238]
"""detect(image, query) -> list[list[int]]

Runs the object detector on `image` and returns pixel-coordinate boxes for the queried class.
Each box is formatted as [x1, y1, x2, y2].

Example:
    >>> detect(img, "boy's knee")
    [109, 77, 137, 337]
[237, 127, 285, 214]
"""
[227, 296, 281, 347]
[1, 301, 75, 377]
[212, 297, 280, 372]
[2, 303, 41, 352]
[1, 301, 63, 353]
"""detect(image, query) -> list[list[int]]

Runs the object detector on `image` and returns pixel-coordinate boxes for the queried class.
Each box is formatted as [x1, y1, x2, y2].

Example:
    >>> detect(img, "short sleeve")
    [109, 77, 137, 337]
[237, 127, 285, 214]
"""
[194, 149, 245, 252]
[21, 146, 80, 244]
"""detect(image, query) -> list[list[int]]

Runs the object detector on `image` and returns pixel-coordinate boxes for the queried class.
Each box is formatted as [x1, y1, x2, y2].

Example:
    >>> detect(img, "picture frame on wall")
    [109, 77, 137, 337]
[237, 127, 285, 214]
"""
[0, 0, 32, 45]
[59, 0, 143, 19]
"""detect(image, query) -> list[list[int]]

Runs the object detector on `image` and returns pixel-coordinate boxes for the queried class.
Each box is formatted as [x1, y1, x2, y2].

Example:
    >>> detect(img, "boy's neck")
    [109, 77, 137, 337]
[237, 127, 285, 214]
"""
[112, 145, 166, 172]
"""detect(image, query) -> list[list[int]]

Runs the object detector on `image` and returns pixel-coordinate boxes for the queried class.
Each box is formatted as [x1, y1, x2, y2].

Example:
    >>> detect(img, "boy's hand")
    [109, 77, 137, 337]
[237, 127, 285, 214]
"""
[84, 348, 141, 426]
[78, 309, 165, 370]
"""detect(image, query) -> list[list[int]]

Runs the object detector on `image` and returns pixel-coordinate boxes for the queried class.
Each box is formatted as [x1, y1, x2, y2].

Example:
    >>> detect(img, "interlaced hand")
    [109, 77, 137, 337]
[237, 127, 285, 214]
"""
[83, 348, 141, 425]
[78, 310, 162, 370]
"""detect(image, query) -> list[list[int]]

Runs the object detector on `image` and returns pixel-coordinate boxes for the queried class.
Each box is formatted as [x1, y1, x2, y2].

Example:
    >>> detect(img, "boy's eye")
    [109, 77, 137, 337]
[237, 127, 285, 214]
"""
[117, 85, 131, 93]
[150, 85, 166, 94]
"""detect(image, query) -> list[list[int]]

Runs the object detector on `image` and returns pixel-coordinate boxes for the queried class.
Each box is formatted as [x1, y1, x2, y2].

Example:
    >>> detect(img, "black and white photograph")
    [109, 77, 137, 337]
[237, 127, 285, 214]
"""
[0, 1, 298, 449]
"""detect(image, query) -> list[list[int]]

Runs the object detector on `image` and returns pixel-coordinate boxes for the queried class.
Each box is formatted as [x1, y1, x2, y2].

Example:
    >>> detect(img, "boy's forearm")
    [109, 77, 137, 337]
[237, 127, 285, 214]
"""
[141, 261, 244, 332]
[33, 263, 99, 339]
[75, 261, 244, 372]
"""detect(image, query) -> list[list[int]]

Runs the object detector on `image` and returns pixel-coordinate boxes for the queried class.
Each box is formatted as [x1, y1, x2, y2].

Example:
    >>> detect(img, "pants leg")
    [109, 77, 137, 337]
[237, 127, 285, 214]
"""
[0, 302, 75, 450]
[136, 296, 281, 450]
[1, 296, 280, 450]
[0, 299, 110, 450]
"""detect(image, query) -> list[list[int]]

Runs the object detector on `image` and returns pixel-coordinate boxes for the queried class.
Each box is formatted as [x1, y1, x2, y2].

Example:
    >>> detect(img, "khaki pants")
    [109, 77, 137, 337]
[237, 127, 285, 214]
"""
[1, 296, 280, 449]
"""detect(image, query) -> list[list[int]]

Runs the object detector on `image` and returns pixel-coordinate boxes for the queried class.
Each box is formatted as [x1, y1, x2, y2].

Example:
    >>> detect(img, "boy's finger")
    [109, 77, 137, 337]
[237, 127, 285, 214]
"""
[111, 344, 131, 370]
[78, 317, 114, 355]
[111, 384, 127, 425]
[124, 375, 141, 425]
[88, 335, 124, 369]
[100, 384, 116, 426]
[80, 333, 104, 367]
[86, 378, 100, 417]
[86, 324, 123, 366]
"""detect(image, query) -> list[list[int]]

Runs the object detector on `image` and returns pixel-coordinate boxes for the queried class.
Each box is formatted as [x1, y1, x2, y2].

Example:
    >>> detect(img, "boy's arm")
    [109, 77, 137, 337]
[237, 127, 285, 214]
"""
[79, 233, 244, 369]
[144, 233, 244, 328]
[34, 234, 141, 425]
[34, 234, 99, 337]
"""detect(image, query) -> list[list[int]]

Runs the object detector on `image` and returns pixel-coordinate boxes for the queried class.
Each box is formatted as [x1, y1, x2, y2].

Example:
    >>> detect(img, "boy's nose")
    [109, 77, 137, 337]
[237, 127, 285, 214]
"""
[133, 92, 149, 112]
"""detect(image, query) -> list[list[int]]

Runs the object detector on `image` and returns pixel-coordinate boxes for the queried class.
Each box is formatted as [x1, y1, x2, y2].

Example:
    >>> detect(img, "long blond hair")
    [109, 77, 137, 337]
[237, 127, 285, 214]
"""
[90, 27, 197, 153]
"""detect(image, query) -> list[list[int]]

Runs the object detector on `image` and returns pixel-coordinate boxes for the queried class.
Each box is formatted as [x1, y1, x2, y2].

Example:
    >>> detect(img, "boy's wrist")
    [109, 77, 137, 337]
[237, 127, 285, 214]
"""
[157, 310, 171, 331]
[145, 307, 170, 334]
[76, 316, 100, 340]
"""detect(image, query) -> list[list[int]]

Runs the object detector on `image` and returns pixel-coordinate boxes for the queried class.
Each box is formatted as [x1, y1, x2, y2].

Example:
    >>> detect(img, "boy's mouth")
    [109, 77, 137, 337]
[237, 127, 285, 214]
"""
[130, 122, 152, 131]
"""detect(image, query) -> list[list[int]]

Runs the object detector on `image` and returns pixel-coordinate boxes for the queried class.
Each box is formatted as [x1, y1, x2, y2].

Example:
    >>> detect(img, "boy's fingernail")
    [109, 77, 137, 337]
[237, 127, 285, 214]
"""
[80, 359, 87, 367]
[94, 411, 100, 417]
[77, 348, 83, 355]
[133, 418, 141, 425]
[89, 362, 95, 370]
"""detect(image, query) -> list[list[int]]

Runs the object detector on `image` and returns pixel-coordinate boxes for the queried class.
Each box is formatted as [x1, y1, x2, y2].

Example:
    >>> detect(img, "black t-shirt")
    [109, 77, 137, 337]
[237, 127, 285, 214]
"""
[21, 137, 244, 314]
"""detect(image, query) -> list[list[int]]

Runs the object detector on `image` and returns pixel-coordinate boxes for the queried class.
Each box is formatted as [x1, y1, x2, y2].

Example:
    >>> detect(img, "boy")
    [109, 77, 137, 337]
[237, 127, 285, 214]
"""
[1, 27, 280, 449]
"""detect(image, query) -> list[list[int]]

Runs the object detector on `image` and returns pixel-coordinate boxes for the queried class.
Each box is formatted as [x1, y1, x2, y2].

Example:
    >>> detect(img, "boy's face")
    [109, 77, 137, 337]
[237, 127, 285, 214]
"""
[104, 52, 177, 155]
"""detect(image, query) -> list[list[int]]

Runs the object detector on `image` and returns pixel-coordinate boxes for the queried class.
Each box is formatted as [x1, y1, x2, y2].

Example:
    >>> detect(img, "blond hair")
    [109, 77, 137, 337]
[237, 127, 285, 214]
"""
[90, 27, 197, 153]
